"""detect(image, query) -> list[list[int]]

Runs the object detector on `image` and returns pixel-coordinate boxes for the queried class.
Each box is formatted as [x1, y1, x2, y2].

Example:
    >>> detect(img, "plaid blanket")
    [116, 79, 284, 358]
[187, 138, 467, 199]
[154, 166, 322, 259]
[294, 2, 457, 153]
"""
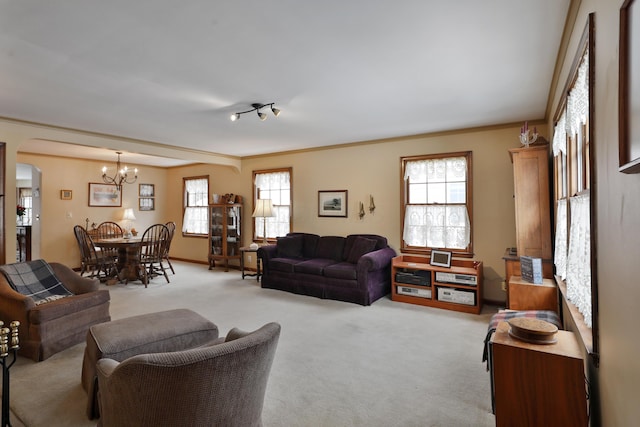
[0, 260, 73, 305]
[482, 309, 562, 369]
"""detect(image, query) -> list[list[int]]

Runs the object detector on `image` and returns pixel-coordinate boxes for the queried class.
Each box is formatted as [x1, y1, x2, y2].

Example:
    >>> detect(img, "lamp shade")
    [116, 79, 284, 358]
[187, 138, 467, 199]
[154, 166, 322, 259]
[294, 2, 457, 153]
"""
[252, 199, 274, 218]
[122, 208, 136, 221]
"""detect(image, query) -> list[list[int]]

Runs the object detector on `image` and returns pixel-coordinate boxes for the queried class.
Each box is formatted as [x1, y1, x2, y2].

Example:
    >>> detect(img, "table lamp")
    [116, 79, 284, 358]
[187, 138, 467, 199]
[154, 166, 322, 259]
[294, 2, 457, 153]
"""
[122, 208, 136, 239]
[252, 199, 274, 244]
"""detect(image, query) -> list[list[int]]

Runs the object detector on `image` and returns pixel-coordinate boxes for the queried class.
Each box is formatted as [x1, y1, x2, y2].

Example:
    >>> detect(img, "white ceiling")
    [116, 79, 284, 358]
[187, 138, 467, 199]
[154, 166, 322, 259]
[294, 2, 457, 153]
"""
[2, 1, 570, 164]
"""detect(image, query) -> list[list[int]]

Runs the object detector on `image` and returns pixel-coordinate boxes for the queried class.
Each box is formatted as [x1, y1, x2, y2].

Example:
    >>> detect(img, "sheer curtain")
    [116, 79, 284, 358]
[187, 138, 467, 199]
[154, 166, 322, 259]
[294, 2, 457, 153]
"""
[182, 178, 208, 234]
[566, 193, 591, 327]
[402, 157, 470, 249]
[403, 205, 470, 249]
[554, 199, 568, 279]
[552, 47, 591, 327]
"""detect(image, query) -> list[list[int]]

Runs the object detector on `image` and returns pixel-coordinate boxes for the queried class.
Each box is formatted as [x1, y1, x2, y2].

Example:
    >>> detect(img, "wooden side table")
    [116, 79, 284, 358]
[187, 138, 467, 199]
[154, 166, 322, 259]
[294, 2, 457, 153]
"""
[239, 246, 262, 281]
[491, 321, 588, 426]
[508, 275, 558, 313]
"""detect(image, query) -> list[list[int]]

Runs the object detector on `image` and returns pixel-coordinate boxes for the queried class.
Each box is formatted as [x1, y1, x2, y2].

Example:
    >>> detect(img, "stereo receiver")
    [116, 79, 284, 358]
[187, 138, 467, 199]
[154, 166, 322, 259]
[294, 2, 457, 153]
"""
[396, 286, 431, 299]
[435, 271, 477, 286]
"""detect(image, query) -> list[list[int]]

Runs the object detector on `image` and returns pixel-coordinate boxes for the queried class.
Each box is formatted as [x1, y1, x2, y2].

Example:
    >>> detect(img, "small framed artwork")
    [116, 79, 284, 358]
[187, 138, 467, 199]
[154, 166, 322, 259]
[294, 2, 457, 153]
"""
[60, 189, 72, 200]
[139, 197, 155, 211]
[88, 183, 122, 207]
[619, 0, 640, 173]
[318, 190, 348, 217]
[430, 250, 452, 268]
[139, 183, 155, 197]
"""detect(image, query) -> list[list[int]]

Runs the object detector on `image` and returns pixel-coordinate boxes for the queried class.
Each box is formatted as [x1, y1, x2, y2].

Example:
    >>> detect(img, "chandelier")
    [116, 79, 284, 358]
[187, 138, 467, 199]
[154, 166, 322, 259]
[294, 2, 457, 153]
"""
[102, 151, 138, 192]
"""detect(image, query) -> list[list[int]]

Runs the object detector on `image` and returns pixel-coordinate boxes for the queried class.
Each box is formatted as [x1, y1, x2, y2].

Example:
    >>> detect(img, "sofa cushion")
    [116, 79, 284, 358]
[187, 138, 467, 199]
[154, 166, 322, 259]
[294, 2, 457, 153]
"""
[343, 234, 388, 259]
[287, 233, 320, 258]
[315, 236, 346, 261]
[29, 290, 110, 324]
[324, 262, 358, 280]
[293, 259, 337, 275]
[346, 237, 378, 263]
[276, 235, 304, 259]
[269, 257, 305, 273]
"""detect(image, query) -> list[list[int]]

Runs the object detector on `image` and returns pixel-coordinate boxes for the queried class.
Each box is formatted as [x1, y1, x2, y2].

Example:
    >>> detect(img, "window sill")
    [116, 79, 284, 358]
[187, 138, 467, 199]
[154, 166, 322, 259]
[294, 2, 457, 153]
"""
[556, 276, 596, 364]
[182, 233, 208, 238]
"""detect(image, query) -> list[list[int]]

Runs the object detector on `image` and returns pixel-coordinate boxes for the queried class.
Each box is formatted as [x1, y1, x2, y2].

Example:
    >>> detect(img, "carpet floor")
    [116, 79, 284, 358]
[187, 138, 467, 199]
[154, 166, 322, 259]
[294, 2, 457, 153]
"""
[4, 261, 499, 426]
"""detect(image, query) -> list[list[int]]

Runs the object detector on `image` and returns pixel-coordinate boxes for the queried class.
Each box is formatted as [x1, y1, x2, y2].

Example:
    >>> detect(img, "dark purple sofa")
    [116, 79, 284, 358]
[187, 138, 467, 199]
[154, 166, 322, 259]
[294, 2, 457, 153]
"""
[258, 233, 396, 305]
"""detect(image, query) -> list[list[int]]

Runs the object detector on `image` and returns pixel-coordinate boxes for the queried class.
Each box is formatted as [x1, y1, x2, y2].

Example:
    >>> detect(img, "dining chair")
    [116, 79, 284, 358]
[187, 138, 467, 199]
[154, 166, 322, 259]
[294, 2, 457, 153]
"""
[73, 225, 118, 280]
[138, 224, 171, 286]
[94, 221, 124, 260]
[163, 221, 176, 274]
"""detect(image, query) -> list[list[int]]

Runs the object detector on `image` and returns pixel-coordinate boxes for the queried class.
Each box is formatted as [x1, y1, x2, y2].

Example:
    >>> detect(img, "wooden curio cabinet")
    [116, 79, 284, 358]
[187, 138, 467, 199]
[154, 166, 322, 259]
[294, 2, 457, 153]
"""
[208, 203, 242, 271]
[505, 144, 554, 306]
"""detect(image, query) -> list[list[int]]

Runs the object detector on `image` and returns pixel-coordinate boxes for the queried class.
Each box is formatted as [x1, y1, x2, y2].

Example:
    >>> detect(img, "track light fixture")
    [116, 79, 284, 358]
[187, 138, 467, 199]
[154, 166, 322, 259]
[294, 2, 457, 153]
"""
[231, 103, 281, 122]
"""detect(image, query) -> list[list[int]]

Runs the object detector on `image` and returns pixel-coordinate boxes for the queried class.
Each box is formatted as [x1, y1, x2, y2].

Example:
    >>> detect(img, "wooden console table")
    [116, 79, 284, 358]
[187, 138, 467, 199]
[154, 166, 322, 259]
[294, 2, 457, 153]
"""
[491, 321, 588, 426]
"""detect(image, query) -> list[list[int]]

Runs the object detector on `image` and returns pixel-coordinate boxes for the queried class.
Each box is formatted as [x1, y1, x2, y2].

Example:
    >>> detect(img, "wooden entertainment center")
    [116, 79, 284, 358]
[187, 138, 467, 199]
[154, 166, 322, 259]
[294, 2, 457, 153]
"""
[391, 254, 483, 314]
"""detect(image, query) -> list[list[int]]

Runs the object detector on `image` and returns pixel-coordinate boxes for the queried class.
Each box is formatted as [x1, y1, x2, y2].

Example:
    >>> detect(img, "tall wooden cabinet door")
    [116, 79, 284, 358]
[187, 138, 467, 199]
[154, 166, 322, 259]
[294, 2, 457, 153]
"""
[509, 145, 552, 259]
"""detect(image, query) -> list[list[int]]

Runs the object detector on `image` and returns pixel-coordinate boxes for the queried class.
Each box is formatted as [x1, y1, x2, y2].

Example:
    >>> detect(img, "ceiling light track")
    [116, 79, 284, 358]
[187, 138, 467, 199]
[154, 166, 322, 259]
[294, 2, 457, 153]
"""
[231, 103, 281, 122]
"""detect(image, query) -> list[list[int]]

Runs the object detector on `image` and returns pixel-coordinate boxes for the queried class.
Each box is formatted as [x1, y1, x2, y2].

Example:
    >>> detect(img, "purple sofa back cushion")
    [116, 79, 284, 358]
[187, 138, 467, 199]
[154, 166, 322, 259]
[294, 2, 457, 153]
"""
[315, 236, 346, 261]
[342, 234, 388, 260]
[286, 232, 320, 259]
[346, 237, 378, 263]
[276, 235, 304, 259]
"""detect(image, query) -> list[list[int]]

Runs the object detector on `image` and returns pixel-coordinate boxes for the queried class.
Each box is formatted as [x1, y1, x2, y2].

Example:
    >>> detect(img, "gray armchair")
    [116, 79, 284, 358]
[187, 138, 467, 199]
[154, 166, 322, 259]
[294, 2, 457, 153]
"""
[96, 322, 281, 427]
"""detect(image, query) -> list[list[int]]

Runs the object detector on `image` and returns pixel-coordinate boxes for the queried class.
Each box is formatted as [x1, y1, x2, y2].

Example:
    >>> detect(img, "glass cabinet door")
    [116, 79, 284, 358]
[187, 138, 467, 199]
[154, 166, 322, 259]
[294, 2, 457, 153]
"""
[210, 206, 224, 256]
[226, 205, 240, 257]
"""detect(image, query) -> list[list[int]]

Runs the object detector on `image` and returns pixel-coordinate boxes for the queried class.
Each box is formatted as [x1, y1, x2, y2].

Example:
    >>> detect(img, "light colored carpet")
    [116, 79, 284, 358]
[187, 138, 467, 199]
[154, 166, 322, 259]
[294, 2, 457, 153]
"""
[5, 261, 498, 427]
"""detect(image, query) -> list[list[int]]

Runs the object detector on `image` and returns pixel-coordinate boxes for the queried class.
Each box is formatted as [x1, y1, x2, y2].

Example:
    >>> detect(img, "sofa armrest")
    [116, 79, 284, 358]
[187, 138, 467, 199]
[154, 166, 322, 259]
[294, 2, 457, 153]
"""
[0, 278, 35, 327]
[96, 358, 120, 379]
[357, 247, 397, 271]
[257, 245, 278, 273]
[50, 262, 100, 294]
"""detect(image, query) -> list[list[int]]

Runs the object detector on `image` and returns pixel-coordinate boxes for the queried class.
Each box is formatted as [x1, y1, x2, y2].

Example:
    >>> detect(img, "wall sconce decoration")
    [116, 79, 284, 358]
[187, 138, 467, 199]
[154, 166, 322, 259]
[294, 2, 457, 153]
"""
[369, 195, 376, 214]
[231, 103, 281, 122]
[359, 202, 365, 220]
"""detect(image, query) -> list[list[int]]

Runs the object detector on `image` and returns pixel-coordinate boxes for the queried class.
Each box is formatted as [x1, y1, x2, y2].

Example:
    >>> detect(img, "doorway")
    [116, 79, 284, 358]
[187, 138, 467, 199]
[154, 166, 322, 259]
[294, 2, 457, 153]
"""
[16, 163, 41, 262]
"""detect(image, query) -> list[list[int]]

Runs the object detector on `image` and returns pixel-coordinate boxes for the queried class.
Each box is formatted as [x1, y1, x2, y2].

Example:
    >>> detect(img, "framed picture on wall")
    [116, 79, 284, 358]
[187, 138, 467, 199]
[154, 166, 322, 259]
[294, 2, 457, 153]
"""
[620, 0, 640, 173]
[139, 197, 155, 211]
[139, 183, 155, 197]
[88, 183, 122, 207]
[318, 190, 348, 217]
[60, 189, 72, 200]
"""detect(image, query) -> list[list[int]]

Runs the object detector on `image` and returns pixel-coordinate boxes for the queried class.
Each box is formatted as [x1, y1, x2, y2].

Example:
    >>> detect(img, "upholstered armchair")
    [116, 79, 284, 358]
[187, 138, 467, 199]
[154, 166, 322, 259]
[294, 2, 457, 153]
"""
[96, 322, 281, 427]
[0, 260, 110, 361]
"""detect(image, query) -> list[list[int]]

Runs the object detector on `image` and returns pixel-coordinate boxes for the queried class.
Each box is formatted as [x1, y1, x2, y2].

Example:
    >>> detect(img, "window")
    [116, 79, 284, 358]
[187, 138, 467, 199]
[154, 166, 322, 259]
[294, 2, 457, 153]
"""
[182, 176, 209, 236]
[18, 188, 32, 225]
[552, 15, 596, 352]
[253, 168, 292, 241]
[401, 152, 472, 256]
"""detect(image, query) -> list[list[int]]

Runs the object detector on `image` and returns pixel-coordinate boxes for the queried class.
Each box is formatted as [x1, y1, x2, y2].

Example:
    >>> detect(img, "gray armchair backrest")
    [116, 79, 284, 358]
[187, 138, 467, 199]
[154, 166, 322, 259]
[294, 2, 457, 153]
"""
[97, 322, 281, 427]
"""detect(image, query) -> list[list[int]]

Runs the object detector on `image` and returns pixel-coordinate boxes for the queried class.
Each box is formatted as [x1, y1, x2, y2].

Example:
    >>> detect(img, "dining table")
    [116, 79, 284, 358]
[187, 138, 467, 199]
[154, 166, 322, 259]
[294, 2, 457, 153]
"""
[93, 237, 147, 284]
